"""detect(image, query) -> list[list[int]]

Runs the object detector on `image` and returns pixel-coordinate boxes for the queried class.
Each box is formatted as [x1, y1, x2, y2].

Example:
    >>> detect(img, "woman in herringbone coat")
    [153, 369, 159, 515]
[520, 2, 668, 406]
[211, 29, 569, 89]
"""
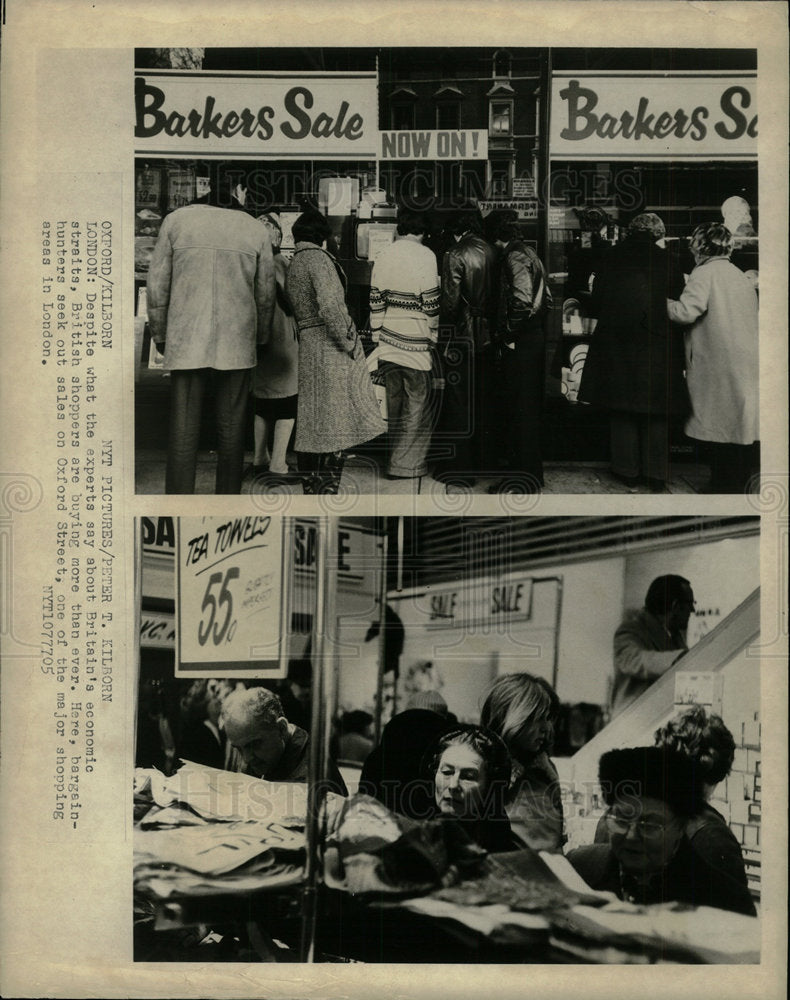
[287, 210, 385, 493]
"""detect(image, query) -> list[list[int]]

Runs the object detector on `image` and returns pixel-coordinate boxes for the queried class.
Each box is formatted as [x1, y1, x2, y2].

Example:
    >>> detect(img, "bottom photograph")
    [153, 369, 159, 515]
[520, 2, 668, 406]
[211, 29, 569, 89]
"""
[133, 514, 761, 964]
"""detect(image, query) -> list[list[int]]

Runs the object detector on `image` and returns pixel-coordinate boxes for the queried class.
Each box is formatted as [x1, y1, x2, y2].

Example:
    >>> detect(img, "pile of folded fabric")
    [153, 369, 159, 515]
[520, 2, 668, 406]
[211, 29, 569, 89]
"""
[324, 794, 488, 897]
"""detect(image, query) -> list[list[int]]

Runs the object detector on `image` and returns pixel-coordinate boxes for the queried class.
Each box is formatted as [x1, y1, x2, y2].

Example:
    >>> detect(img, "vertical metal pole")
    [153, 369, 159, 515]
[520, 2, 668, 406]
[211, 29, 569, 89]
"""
[133, 519, 143, 769]
[391, 516, 405, 716]
[300, 516, 336, 963]
[538, 47, 552, 268]
[396, 516, 405, 594]
[375, 52, 381, 193]
[374, 519, 389, 744]
[552, 576, 563, 692]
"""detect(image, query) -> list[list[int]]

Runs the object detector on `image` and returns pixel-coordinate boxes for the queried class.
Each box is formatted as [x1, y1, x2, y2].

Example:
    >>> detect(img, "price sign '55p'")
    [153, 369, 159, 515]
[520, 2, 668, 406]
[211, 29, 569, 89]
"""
[176, 516, 287, 678]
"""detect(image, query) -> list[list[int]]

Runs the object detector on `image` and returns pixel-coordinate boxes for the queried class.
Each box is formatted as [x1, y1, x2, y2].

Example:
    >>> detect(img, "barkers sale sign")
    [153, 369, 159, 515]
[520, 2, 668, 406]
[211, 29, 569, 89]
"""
[135, 71, 379, 158]
[550, 73, 757, 160]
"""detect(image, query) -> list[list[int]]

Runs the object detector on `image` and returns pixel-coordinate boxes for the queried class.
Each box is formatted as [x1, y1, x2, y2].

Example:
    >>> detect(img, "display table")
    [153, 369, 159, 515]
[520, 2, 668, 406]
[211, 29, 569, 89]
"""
[133, 768, 760, 965]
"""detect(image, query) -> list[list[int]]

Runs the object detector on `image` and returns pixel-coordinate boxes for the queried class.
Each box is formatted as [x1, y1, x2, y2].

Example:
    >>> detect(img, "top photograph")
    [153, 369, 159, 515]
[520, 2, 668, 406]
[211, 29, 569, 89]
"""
[133, 46, 759, 497]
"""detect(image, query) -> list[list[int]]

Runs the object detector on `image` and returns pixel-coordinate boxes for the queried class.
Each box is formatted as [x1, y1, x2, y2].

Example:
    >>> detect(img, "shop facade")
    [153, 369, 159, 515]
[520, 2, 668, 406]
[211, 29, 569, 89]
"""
[134, 47, 758, 465]
[544, 49, 758, 460]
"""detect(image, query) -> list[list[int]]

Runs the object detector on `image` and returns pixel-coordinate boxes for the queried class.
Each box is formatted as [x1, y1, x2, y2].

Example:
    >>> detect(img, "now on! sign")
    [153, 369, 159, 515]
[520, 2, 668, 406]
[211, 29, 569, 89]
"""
[379, 129, 488, 160]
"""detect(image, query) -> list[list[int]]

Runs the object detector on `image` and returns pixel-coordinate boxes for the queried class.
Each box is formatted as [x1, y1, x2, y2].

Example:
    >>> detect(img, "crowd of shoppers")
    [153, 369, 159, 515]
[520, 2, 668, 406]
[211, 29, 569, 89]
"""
[147, 180, 758, 495]
[136, 652, 756, 919]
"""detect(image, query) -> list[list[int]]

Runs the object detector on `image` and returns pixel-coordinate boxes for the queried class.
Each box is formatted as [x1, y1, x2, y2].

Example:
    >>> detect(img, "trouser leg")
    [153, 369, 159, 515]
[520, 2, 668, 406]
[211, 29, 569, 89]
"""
[709, 441, 755, 494]
[639, 414, 670, 483]
[383, 363, 405, 474]
[504, 331, 545, 486]
[609, 412, 640, 479]
[214, 368, 252, 494]
[435, 342, 474, 475]
[385, 365, 432, 477]
[474, 346, 504, 474]
[166, 368, 206, 494]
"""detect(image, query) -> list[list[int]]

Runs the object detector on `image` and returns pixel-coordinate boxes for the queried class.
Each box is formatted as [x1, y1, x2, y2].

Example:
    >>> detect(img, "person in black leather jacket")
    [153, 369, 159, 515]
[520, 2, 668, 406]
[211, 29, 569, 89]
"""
[488, 219, 552, 494]
[434, 211, 498, 487]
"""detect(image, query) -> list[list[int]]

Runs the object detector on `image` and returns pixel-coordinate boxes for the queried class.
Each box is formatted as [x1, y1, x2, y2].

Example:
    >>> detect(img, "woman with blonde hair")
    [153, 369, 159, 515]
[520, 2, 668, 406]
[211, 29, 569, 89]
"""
[480, 673, 565, 852]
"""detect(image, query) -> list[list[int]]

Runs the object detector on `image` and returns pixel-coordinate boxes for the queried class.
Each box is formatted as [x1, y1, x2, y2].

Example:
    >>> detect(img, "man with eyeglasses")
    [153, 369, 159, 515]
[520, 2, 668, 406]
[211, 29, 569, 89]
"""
[610, 574, 695, 717]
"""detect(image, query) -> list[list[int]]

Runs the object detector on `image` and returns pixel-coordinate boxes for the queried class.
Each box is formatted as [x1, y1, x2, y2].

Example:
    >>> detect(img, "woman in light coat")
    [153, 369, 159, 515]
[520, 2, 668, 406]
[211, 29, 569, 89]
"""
[287, 209, 386, 494]
[667, 223, 759, 493]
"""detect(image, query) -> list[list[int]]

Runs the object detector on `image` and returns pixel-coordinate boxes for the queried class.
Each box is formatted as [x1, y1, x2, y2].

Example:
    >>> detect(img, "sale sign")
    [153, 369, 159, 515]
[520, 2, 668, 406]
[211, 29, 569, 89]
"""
[551, 73, 757, 160]
[176, 516, 287, 677]
[135, 71, 378, 158]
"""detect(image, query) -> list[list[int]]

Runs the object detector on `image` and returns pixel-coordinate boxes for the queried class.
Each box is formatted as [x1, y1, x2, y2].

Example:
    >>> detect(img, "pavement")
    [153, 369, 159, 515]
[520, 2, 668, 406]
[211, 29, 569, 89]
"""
[135, 449, 709, 496]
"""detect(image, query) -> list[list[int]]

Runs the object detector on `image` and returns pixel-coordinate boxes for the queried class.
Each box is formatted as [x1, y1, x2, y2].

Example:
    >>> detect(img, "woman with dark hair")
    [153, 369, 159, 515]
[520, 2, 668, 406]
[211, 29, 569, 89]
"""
[569, 746, 756, 915]
[426, 725, 518, 853]
[653, 706, 753, 910]
[480, 673, 565, 852]
[359, 708, 455, 821]
[286, 208, 385, 493]
[578, 212, 688, 492]
[250, 213, 299, 481]
[667, 222, 759, 493]
[337, 710, 375, 765]
[177, 678, 230, 770]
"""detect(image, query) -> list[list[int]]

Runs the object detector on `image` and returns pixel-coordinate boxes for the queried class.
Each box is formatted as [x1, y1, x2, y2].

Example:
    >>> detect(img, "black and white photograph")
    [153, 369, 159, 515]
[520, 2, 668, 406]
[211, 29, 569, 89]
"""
[0, 2, 787, 998]
[134, 515, 762, 963]
[133, 46, 760, 497]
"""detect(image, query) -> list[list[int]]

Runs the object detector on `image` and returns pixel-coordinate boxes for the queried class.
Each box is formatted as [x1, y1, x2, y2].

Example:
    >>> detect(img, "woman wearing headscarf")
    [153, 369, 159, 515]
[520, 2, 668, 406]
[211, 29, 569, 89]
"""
[578, 212, 688, 492]
[667, 222, 759, 494]
[286, 209, 386, 494]
[425, 725, 518, 853]
[480, 673, 565, 852]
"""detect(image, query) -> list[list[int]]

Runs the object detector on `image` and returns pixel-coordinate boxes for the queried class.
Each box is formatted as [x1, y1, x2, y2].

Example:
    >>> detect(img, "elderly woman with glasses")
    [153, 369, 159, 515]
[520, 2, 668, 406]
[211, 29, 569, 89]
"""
[568, 746, 756, 915]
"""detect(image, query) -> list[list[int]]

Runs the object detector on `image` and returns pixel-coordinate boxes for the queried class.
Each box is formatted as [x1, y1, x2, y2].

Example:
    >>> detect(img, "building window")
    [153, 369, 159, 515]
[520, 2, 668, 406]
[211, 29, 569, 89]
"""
[488, 159, 513, 197]
[436, 102, 461, 130]
[434, 161, 463, 199]
[493, 50, 511, 78]
[490, 101, 513, 136]
[391, 102, 415, 130]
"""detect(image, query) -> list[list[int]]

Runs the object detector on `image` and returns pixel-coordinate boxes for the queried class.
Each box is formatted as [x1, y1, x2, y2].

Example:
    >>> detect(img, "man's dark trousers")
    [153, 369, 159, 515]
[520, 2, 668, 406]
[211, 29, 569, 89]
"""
[165, 367, 251, 494]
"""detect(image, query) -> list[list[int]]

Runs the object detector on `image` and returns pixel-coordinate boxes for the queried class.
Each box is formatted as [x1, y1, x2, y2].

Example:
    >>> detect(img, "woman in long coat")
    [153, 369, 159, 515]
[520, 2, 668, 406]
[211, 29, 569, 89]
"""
[578, 213, 688, 492]
[667, 223, 759, 494]
[286, 209, 386, 494]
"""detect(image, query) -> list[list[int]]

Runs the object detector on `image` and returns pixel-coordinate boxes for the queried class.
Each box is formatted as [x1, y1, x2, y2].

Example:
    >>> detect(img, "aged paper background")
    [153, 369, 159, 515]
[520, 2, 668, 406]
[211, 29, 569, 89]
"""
[1, 1, 787, 997]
